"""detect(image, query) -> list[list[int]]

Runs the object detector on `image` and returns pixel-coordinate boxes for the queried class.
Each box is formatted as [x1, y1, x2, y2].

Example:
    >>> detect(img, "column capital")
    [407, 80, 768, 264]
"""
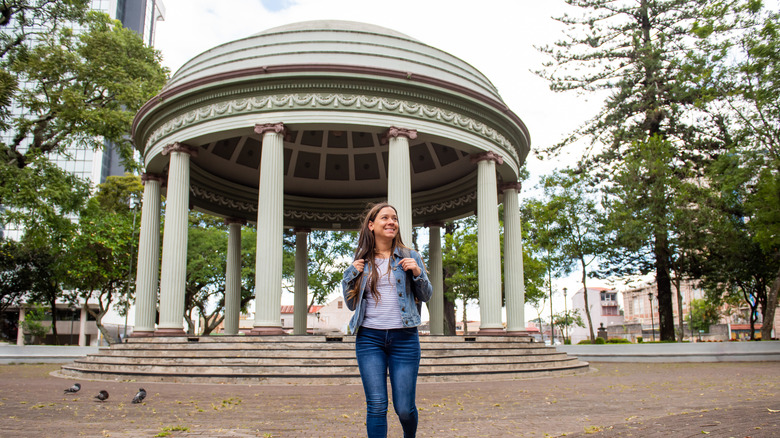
[162, 142, 199, 157]
[141, 173, 164, 184]
[470, 151, 503, 165]
[499, 181, 522, 193]
[294, 226, 311, 234]
[424, 221, 445, 228]
[381, 126, 418, 145]
[225, 217, 247, 226]
[254, 122, 287, 137]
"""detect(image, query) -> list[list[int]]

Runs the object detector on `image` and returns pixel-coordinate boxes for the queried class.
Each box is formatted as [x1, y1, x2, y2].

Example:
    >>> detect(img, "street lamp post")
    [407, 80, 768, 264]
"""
[648, 292, 655, 342]
[563, 287, 568, 343]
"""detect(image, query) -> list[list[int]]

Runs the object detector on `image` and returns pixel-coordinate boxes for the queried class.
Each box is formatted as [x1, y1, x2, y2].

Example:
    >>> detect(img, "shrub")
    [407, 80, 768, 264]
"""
[637, 337, 643, 343]
[577, 339, 592, 344]
[607, 338, 631, 344]
[594, 337, 606, 344]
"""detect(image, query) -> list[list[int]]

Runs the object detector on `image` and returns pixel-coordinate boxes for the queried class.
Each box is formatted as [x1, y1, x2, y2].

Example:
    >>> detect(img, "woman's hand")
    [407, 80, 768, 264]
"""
[399, 258, 421, 277]
[352, 259, 365, 273]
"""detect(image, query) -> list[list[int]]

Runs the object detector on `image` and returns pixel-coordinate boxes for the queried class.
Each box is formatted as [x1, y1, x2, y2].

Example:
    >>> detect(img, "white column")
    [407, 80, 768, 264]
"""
[16, 306, 25, 345]
[427, 223, 444, 335]
[501, 182, 526, 335]
[78, 302, 88, 346]
[132, 173, 162, 336]
[224, 218, 245, 335]
[156, 143, 197, 336]
[384, 126, 416, 245]
[293, 228, 310, 335]
[472, 152, 504, 335]
[252, 123, 286, 335]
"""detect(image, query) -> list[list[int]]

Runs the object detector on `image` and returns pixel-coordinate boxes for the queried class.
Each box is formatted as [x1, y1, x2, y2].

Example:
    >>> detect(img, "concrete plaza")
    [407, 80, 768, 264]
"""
[0, 361, 777, 437]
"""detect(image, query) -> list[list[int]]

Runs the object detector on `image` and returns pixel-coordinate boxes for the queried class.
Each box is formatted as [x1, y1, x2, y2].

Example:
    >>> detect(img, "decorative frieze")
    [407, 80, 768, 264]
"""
[144, 93, 518, 162]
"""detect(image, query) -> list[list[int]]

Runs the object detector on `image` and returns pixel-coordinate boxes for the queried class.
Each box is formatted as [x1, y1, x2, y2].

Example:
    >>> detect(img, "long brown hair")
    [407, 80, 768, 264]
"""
[346, 202, 409, 303]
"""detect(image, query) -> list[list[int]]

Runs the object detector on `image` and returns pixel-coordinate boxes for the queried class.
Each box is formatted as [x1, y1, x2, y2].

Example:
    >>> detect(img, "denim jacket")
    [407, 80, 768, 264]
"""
[342, 247, 433, 335]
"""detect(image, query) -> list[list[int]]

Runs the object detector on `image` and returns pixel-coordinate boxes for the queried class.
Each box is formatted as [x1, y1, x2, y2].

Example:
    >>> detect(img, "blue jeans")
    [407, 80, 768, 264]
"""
[355, 327, 421, 438]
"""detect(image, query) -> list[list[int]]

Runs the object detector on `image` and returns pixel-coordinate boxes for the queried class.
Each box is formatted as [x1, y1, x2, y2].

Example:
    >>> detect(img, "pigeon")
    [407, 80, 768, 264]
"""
[132, 388, 146, 404]
[64, 383, 81, 394]
[94, 390, 109, 402]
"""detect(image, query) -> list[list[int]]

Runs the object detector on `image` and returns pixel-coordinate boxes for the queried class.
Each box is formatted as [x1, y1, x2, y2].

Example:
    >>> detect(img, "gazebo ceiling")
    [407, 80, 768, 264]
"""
[132, 20, 531, 230]
[191, 129, 472, 197]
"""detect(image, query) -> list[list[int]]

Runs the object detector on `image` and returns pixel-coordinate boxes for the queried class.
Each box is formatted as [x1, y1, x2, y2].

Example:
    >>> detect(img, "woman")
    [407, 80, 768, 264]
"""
[342, 203, 433, 438]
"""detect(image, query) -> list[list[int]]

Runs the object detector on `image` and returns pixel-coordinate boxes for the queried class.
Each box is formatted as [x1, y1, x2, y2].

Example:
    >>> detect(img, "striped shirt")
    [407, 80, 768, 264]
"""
[361, 257, 404, 329]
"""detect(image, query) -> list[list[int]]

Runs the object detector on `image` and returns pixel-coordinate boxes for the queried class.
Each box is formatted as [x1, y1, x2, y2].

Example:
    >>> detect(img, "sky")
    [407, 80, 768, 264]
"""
[151, 0, 614, 321]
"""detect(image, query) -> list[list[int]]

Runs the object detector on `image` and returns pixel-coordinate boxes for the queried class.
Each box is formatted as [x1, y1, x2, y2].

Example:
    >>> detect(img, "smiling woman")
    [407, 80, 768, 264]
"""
[341, 203, 432, 438]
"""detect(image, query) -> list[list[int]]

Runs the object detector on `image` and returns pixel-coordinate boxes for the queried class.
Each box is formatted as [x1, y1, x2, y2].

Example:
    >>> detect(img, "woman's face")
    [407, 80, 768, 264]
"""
[368, 206, 398, 241]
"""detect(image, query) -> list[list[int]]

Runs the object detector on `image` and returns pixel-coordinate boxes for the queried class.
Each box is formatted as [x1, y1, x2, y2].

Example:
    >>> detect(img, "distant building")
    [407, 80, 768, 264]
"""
[569, 287, 624, 344]
[215, 295, 353, 335]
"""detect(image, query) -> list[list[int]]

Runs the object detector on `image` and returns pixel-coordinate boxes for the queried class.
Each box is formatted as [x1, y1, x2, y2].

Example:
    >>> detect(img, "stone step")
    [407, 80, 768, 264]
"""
[93, 346, 558, 359]
[56, 361, 588, 385]
[58, 337, 588, 385]
[109, 340, 545, 351]
[74, 352, 569, 367]
[122, 335, 535, 344]
[65, 357, 582, 376]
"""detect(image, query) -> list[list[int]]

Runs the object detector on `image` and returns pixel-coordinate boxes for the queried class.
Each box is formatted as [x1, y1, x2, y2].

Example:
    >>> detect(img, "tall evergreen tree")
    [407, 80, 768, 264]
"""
[537, 0, 720, 340]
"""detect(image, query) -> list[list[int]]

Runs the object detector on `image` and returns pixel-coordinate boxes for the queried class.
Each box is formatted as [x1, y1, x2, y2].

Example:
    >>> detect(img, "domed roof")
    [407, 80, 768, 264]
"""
[165, 19, 503, 103]
[253, 20, 418, 41]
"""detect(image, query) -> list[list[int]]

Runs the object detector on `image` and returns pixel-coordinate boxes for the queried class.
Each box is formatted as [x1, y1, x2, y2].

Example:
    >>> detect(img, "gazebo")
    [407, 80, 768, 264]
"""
[130, 20, 530, 337]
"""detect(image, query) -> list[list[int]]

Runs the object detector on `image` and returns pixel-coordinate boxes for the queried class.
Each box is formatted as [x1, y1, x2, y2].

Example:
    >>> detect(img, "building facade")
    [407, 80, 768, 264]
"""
[569, 287, 624, 344]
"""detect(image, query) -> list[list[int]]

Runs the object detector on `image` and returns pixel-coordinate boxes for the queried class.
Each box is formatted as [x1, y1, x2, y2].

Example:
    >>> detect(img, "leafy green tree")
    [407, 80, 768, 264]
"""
[184, 213, 228, 335]
[527, 171, 605, 341]
[685, 1, 780, 340]
[442, 217, 479, 334]
[2, 10, 167, 173]
[0, 0, 91, 127]
[0, 239, 35, 313]
[554, 309, 585, 344]
[19, 302, 49, 344]
[687, 298, 721, 334]
[536, 0, 726, 341]
[63, 174, 142, 344]
[304, 230, 356, 309]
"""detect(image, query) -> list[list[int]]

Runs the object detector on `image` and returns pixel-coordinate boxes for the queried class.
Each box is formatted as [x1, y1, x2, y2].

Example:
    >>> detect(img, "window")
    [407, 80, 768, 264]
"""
[337, 301, 343, 309]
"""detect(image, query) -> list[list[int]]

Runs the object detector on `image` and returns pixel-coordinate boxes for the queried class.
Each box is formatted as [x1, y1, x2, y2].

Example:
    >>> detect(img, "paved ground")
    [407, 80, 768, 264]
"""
[0, 362, 777, 437]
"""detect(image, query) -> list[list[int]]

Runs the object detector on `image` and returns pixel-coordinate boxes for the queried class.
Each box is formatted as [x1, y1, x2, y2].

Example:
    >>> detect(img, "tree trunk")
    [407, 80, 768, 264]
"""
[443, 296, 456, 335]
[91, 310, 120, 345]
[48, 298, 59, 345]
[761, 267, 780, 341]
[674, 277, 685, 342]
[580, 257, 595, 341]
[654, 230, 676, 341]
[462, 301, 468, 335]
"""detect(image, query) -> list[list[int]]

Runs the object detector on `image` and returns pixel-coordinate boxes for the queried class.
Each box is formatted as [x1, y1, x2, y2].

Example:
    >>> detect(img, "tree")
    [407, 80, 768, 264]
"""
[526, 171, 605, 341]
[0, 0, 91, 127]
[2, 10, 167, 173]
[442, 217, 479, 334]
[536, 0, 725, 341]
[687, 298, 721, 335]
[688, 1, 780, 340]
[63, 174, 142, 344]
[554, 309, 585, 344]
[304, 230, 356, 309]
[19, 302, 49, 344]
[184, 213, 228, 335]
